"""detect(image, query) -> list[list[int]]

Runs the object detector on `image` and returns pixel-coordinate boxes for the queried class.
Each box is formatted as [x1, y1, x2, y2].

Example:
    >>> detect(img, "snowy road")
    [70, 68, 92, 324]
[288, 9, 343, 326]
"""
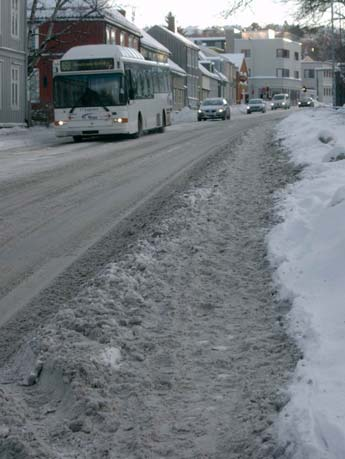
[0, 113, 285, 328]
[0, 112, 299, 458]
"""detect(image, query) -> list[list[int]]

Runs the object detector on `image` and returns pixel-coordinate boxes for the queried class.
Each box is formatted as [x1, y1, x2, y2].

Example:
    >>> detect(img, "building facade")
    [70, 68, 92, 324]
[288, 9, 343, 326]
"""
[301, 57, 332, 101]
[198, 46, 236, 103]
[0, 0, 27, 126]
[235, 32, 302, 103]
[223, 53, 248, 103]
[316, 67, 333, 104]
[148, 25, 200, 109]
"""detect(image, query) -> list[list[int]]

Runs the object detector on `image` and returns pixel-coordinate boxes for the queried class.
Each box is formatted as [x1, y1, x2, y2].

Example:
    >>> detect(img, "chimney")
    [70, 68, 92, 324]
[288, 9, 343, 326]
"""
[117, 8, 126, 17]
[167, 13, 176, 33]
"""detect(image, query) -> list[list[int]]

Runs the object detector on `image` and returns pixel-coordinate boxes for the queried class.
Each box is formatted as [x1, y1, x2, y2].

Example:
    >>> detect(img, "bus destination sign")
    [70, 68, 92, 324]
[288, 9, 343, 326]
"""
[61, 58, 114, 72]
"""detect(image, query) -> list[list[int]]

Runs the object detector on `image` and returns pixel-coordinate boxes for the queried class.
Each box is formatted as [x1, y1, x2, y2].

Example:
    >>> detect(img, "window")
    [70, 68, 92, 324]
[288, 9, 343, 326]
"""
[304, 69, 315, 79]
[0, 62, 2, 109]
[276, 49, 290, 58]
[111, 29, 116, 44]
[276, 68, 290, 77]
[11, 65, 20, 109]
[294, 52, 299, 60]
[241, 49, 251, 58]
[294, 71, 299, 79]
[324, 87, 332, 96]
[11, 0, 19, 38]
[324, 70, 332, 78]
[128, 36, 133, 48]
[120, 31, 125, 46]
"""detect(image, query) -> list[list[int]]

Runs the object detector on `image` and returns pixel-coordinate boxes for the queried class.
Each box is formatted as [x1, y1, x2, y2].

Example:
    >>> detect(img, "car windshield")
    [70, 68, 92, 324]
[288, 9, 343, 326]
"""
[201, 99, 224, 106]
[249, 99, 263, 104]
[273, 95, 286, 100]
[53, 73, 126, 108]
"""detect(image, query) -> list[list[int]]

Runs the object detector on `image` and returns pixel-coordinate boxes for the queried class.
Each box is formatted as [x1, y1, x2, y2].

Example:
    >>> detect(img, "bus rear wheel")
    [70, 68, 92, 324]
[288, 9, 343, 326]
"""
[157, 111, 166, 133]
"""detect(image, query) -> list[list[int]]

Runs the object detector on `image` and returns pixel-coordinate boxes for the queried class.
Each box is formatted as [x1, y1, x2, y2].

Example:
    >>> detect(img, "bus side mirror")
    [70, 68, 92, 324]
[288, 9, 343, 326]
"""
[129, 88, 135, 100]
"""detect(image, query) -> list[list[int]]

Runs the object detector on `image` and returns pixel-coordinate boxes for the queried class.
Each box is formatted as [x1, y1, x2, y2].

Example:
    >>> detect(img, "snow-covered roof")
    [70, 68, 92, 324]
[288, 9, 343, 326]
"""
[61, 44, 144, 61]
[27, 0, 141, 36]
[215, 69, 228, 82]
[302, 55, 315, 62]
[153, 26, 199, 50]
[168, 58, 186, 76]
[222, 53, 245, 70]
[190, 36, 226, 41]
[140, 29, 170, 55]
[198, 45, 223, 58]
[199, 62, 221, 80]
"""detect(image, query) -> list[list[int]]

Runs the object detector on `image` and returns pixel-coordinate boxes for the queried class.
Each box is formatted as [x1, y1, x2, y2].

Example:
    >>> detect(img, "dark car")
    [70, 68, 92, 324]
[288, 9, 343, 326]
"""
[246, 98, 266, 114]
[298, 97, 315, 107]
[198, 98, 231, 121]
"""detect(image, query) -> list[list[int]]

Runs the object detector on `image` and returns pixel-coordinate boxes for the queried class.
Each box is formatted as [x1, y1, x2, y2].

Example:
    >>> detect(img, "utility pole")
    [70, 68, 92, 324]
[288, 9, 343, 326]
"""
[331, 0, 337, 106]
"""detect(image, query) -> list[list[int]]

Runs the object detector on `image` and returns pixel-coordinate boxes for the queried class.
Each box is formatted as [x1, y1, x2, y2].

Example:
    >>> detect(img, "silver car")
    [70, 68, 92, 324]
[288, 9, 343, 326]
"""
[198, 98, 231, 121]
[271, 93, 291, 110]
[246, 98, 266, 114]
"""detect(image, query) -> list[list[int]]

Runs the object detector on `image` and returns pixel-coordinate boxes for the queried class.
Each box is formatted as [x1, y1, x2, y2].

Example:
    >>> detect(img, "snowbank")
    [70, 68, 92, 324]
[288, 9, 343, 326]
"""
[171, 106, 197, 124]
[269, 107, 345, 458]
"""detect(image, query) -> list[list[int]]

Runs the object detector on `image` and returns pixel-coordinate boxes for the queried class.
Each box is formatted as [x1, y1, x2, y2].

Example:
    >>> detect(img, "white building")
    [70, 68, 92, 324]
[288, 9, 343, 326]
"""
[316, 67, 333, 104]
[301, 57, 332, 103]
[234, 30, 302, 103]
[0, 0, 27, 126]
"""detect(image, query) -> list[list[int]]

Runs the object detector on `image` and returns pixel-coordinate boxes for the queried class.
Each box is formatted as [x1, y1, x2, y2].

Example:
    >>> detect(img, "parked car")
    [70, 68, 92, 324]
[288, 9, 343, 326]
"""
[198, 98, 231, 121]
[298, 97, 315, 107]
[271, 93, 291, 110]
[246, 98, 266, 114]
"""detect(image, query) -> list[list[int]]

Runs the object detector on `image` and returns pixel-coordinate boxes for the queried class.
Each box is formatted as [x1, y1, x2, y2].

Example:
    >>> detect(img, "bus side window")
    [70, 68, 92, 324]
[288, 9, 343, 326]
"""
[145, 68, 154, 98]
[125, 68, 135, 100]
[153, 68, 160, 93]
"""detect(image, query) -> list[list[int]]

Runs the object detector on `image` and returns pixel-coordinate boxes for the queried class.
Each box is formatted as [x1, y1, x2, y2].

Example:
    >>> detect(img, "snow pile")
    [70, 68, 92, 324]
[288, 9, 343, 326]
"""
[0, 126, 56, 152]
[268, 107, 345, 458]
[171, 106, 197, 124]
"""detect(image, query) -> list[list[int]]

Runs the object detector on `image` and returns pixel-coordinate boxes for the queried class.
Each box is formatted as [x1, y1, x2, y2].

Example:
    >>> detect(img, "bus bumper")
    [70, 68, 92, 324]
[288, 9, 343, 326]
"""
[55, 124, 131, 138]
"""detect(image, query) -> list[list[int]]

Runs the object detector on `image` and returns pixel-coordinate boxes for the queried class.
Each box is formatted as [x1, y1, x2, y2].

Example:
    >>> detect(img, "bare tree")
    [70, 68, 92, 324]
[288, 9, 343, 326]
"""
[27, 0, 119, 76]
[221, 0, 345, 23]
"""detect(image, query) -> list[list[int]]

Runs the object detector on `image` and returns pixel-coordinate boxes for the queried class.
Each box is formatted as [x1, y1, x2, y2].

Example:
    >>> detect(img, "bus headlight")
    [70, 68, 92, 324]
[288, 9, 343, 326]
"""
[113, 117, 128, 124]
[218, 109, 224, 112]
[54, 120, 66, 126]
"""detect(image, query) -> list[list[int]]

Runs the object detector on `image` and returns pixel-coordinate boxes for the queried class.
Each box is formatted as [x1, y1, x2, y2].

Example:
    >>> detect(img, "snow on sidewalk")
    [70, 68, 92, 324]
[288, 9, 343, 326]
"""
[269, 107, 345, 458]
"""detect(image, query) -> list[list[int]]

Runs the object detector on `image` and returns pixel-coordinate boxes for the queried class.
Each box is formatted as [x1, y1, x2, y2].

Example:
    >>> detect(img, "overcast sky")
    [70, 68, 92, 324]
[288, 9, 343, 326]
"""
[123, 0, 296, 30]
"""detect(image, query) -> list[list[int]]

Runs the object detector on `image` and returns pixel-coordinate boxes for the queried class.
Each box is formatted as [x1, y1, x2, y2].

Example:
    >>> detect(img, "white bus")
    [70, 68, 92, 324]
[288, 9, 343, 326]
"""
[53, 44, 172, 141]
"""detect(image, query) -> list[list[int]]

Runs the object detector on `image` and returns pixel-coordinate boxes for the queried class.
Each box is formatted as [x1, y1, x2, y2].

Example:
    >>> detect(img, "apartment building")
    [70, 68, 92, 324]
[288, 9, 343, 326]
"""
[148, 23, 200, 109]
[0, 0, 27, 126]
[234, 30, 302, 102]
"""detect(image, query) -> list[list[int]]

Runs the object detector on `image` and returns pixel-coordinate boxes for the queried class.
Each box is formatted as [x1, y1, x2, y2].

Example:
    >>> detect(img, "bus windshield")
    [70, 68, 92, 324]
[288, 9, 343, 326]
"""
[53, 73, 126, 109]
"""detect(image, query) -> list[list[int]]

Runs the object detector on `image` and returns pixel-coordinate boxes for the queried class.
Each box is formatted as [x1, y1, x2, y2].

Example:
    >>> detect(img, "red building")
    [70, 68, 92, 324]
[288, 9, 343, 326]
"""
[29, 8, 141, 122]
